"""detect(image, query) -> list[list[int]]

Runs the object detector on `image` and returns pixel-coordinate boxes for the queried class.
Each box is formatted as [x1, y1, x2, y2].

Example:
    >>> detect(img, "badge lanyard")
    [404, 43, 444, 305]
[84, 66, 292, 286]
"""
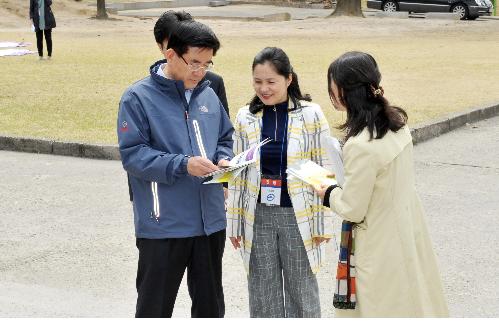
[261, 106, 288, 206]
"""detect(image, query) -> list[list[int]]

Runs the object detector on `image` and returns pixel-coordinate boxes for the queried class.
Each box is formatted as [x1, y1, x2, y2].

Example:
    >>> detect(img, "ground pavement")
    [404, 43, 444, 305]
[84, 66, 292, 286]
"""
[0, 116, 498, 317]
[115, 3, 499, 21]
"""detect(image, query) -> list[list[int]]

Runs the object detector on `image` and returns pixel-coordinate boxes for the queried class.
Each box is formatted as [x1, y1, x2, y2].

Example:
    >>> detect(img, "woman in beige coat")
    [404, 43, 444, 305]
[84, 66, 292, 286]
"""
[316, 51, 449, 317]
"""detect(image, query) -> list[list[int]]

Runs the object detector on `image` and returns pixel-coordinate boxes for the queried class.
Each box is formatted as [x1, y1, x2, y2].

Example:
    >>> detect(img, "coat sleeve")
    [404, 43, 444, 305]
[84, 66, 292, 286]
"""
[118, 90, 189, 185]
[226, 109, 248, 237]
[29, 0, 35, 19]
[329, 139, 377, 223]
[310, 105, 334, 238]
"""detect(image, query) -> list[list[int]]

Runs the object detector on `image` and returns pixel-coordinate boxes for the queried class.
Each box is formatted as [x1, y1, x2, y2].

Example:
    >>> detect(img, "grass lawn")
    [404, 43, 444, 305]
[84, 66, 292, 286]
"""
[1, 15, 498, 144]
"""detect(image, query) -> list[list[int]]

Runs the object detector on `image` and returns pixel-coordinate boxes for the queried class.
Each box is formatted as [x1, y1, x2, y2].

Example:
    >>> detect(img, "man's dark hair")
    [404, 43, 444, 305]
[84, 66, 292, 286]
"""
[153, 10, 192, 45]
[166, 20, 220, 57]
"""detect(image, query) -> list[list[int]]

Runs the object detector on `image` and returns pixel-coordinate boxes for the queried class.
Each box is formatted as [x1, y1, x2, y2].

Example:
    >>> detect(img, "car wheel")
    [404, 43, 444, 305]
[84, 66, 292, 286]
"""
[383, 0, 398, 12]
[451, 3, 469, 20]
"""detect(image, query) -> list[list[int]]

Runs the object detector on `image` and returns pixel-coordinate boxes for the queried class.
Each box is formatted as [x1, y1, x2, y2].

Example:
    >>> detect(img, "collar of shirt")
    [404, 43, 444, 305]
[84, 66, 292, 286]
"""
[156, 63, 169, 79]
[274, 101, 288, 110]
[157, 63, 194, 104]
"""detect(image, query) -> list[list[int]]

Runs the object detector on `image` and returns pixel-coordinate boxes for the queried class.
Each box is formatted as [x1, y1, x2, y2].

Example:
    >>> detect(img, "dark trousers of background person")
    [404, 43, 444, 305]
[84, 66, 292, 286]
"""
[35, 29, 52, 57]
[135, 229, 226, 318]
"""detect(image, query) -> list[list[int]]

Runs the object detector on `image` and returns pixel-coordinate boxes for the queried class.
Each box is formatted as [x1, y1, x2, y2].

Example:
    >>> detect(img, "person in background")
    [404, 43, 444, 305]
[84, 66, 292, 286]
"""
[29, 0, 56, 60]
[316, 51, 449, 317]
[227, 47, 334, 318]
[117, 20, 233, 318]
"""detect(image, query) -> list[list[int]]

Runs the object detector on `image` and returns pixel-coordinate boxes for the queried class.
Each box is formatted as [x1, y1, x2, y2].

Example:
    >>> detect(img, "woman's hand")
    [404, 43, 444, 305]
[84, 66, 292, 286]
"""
[229, 236, 242, 249]
[312, 237, 331, 246]
[313, 183, 330, 200]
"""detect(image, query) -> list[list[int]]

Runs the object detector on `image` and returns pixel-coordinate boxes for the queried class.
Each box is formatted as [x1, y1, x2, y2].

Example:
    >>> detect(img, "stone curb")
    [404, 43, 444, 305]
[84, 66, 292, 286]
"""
[0, 136, 121, 160]
[425, 12, 460, 20]
[0, 102, 498, 160]
[410, 102, 499, 145]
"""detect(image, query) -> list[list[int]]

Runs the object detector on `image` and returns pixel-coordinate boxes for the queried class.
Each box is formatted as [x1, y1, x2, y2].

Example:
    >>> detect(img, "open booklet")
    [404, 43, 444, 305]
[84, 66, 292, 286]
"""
[286, 136, 345, 188]
[286, 160, 338, 187]
[201, 138, 271, 184]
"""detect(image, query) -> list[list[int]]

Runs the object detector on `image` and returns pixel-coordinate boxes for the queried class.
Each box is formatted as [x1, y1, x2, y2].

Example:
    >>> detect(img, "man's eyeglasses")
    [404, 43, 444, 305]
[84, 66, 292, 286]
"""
[179, 54, 214, 72]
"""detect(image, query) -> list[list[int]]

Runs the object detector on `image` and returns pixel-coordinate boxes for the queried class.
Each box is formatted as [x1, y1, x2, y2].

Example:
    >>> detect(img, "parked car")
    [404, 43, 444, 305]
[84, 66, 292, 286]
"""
[367, 0, 494, 20]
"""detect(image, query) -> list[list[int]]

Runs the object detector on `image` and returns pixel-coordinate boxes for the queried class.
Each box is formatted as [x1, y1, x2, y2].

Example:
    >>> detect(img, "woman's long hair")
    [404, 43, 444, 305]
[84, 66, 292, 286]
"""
[327, 51, 407, 142]
[249, 47, 311, 114]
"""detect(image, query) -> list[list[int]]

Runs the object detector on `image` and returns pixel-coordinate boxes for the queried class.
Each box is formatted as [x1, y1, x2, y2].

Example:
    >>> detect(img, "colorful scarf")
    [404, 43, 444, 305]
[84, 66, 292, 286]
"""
[333, 221, 357, 309]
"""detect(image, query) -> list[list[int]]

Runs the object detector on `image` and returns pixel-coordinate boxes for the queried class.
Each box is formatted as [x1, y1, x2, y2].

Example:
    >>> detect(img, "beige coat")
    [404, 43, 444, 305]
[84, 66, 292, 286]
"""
[329, 126, 449, 317]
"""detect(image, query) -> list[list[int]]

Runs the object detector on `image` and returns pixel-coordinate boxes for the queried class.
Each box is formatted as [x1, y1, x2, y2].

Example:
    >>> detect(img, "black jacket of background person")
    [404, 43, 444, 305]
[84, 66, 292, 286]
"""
[204, 71, 229, 117]
[126, 66, 230, 202]
[30, 0, 56, 31]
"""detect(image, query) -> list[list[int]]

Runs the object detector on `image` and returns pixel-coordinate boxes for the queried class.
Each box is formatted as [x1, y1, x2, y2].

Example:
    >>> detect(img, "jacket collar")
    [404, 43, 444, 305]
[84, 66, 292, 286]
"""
[149, 59, 210, 96]
[244, 98, 307, 174]
[353, 126, 412, 167]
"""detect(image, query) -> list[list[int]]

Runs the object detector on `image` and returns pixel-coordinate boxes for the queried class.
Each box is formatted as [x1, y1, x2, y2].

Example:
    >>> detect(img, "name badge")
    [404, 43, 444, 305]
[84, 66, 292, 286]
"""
[261, 175, 282, 206]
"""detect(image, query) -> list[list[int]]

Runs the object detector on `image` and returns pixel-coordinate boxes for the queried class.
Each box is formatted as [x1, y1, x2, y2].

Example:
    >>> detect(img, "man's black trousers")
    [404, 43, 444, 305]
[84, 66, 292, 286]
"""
[135, 229, 226, 318]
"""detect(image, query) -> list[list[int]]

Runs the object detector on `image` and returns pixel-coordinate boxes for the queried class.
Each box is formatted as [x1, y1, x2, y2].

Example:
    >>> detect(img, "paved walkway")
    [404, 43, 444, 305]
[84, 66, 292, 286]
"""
[115, 4, 498, 21]
[0, 116, 498, 317]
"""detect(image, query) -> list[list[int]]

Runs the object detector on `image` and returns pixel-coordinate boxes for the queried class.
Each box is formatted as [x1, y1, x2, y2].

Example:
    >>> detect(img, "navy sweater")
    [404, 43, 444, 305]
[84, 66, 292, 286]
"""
[259, 101, 292, 207]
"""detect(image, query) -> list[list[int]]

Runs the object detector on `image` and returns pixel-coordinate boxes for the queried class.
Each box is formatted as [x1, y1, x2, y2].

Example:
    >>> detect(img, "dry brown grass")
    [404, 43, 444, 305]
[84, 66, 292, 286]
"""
[1, 1, 498, 144]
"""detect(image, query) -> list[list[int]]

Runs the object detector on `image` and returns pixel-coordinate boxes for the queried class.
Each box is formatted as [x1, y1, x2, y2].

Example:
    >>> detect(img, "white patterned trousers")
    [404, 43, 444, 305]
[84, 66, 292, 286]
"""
[248, 203, 321, 318]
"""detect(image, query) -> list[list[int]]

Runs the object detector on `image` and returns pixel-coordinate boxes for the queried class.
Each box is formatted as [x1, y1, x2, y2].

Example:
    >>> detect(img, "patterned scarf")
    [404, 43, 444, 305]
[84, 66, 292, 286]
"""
[333, 221, 357, 309]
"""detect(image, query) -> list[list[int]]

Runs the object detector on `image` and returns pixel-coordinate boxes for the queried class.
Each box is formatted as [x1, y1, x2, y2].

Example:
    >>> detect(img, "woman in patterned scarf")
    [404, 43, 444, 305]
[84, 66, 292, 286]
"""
[29, 0, 56, 60]
[316, 51, 449, 317]
[227, 47, 335, 318]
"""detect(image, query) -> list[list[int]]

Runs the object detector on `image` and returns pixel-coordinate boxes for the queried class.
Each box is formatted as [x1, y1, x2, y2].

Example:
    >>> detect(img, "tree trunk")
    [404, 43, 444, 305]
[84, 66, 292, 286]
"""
[96, 0, 108, 19]
[328, 0, 364, 17]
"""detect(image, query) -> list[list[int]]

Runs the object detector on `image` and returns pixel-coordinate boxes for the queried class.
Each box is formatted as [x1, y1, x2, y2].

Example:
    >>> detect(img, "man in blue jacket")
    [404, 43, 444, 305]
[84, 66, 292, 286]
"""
[154, 11, 229, 115]
[127, 10, 230, 203]
[117, 20, 234, 318]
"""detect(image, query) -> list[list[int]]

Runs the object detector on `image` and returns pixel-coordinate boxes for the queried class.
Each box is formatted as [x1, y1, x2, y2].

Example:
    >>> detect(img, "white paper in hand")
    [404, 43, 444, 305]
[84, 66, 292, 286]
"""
[286, 160, 337, 187]
[325, 136, 345, 186]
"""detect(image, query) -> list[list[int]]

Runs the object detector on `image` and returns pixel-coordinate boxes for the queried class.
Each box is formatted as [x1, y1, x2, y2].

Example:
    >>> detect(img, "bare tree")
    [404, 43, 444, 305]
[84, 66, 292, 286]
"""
[96, 0, 108, 19]
[328, 0, 364, 17]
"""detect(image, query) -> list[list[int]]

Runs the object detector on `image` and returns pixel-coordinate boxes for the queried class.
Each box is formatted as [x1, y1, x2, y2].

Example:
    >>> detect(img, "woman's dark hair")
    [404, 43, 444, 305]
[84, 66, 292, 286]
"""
[249, 47, 311, 114]
[327, 51, 407, 141]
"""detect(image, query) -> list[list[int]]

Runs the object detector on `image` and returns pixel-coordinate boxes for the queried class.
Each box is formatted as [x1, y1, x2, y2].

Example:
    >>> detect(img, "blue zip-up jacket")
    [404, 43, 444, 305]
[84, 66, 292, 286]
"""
[117, 60, 234, 238]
